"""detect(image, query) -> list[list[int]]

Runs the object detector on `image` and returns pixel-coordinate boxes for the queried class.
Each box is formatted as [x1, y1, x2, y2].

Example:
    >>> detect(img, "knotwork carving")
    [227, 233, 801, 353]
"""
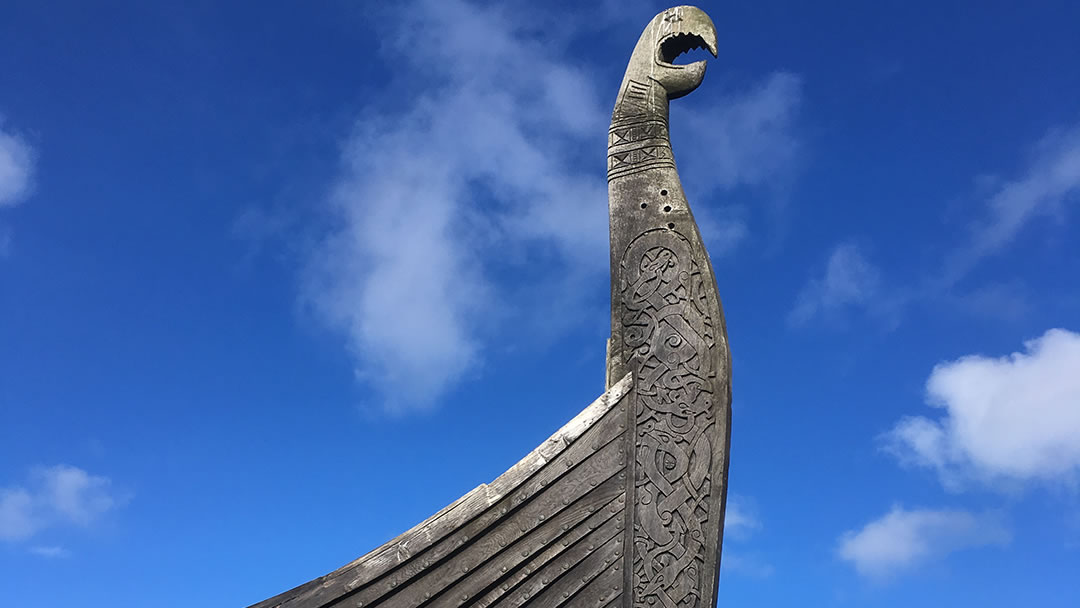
[619, 229, 718, 608]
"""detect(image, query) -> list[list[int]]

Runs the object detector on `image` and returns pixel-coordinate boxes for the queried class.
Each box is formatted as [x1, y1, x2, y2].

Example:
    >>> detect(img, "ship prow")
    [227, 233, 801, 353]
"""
[251, 6, 733, 608]
[250, 374, 636, 608]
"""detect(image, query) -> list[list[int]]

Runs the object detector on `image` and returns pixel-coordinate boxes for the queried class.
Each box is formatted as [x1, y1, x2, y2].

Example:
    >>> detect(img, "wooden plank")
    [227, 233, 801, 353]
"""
[333, 431, 627, 608]
[558, 559, 623, 608]
[461, 489, 626, 608]
[251, 375, 632, 608]
[493, 532, 624, 608]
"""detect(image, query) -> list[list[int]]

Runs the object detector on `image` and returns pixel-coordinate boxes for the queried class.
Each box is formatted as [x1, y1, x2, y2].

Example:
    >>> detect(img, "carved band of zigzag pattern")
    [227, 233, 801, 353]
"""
[608, 145, 671, 168]
[608, 120, 669, 147]
[607, 145, 675, 181]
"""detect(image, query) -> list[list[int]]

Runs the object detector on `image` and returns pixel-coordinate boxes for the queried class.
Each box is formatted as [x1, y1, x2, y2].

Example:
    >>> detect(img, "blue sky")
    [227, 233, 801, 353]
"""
[2, 0, 1079, 606]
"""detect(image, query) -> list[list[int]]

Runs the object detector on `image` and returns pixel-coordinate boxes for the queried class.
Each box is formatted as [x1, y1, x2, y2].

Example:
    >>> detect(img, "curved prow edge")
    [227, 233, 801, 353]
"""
[248, 373, 635, 608]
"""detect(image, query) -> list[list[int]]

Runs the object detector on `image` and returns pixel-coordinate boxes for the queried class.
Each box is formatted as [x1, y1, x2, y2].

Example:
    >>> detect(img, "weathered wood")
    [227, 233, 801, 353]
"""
[249, 375, 633, 608]
[248, 7, 732, 608]
[606, 7, 733, 608]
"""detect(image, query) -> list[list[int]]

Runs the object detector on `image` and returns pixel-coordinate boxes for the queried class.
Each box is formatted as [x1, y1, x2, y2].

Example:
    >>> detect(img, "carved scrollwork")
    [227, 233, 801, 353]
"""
[619, 229, 718, 608]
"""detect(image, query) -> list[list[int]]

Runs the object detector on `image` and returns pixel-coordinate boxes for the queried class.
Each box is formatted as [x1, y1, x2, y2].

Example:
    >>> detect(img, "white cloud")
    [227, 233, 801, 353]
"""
[301, 0, 804, 411]
[0, 465, 121, 544]
[838, 505, 1010, 580]
[884, 328, 1080, 487]
[788, 243, 897, 325]
[0, 123, 34, 207]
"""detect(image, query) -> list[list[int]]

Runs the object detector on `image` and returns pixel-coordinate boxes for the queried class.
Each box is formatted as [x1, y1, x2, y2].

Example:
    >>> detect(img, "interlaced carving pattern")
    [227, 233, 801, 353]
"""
[620, 232, 717, 608]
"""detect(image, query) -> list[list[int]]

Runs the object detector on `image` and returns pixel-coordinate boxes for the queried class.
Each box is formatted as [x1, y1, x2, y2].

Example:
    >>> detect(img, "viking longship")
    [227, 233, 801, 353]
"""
[250, 6, 732, 608]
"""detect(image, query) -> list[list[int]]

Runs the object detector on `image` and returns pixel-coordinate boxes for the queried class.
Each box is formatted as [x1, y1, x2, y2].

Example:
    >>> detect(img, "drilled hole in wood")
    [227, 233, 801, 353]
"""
[667, 222, 675, 229]
[663, 205, 672, 212]
[660, 189, 668, 196]
[640, 202, 647, 209]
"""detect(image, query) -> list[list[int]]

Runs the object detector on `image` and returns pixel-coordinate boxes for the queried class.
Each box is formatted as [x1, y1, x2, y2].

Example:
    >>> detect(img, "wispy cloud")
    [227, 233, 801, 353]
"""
[0, 117, 34, 256]
[788, 242, 901, 326]
[676, 72, 803, 195]
[29, 545, 71, 559]
[883, 328, 1080, 488]
[838, 505, 1010, 580]
[300, 0, 804, 411]
[721, 496, 773, 579]
[0, 465, 123, 544]
[675, 72, 802, 257]
[792, 121, 1080, 327]
[724, 495, 762, 539]
[941, 125, 1080, 287]
[0, 120, 34, 208]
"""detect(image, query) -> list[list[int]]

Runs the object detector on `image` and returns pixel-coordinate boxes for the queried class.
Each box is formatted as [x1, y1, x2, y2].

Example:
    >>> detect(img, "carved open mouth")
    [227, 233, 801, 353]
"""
[659, 32, 713, 65]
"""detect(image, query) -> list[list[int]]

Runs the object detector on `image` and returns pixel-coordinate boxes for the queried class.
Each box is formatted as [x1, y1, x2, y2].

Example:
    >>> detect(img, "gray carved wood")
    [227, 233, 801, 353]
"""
[606, 7, 732, 608]
[247, 7, 731, 608]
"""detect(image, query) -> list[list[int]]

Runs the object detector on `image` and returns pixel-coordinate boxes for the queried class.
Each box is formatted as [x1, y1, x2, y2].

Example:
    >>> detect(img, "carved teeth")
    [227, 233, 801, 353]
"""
[660, 33, 709, 64]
